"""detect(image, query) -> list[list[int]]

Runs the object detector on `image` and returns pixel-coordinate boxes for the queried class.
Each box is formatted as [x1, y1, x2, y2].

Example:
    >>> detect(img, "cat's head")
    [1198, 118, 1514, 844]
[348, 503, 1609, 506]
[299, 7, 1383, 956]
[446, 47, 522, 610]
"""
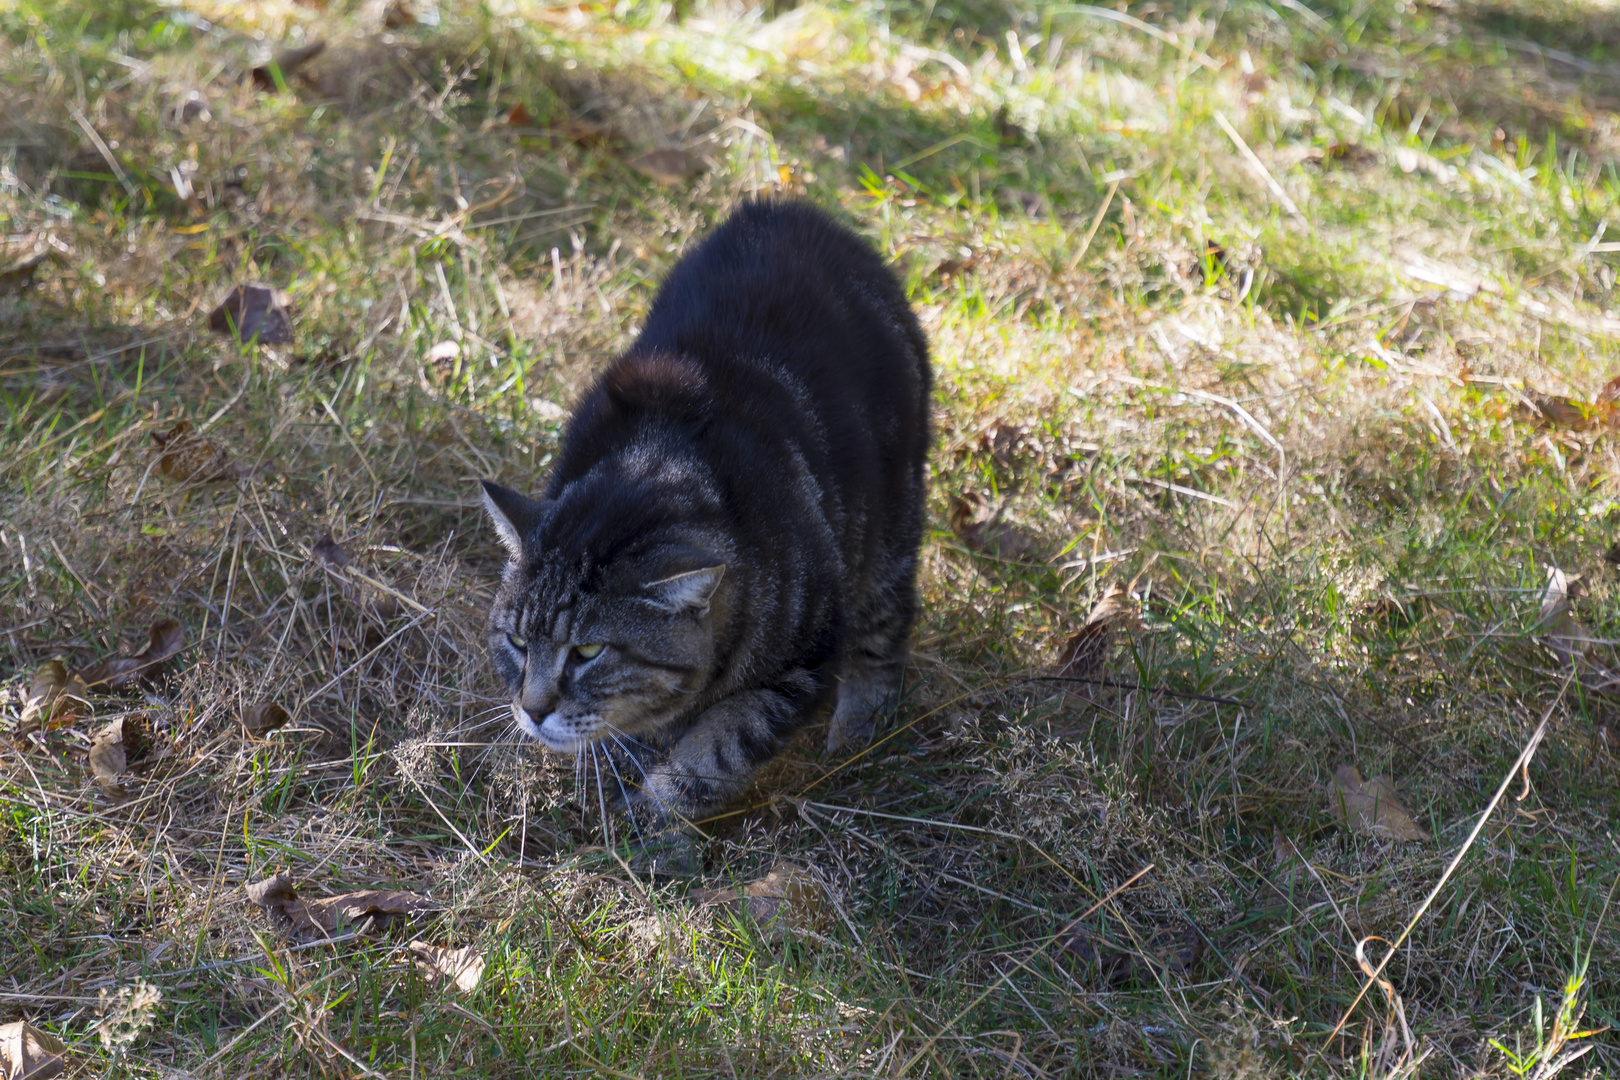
[479, 479, 726, 754]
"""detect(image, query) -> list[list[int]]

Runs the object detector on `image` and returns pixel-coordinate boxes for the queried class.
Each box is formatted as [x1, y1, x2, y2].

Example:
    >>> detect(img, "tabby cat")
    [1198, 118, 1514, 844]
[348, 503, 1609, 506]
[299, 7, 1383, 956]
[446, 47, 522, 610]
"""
[481, 200, 930, 828]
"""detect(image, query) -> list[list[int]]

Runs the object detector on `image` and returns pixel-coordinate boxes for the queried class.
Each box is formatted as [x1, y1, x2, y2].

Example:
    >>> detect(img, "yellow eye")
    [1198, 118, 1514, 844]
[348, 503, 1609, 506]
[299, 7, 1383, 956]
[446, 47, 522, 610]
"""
[506, 631, 528, 652]
[573, 643, 604, 660]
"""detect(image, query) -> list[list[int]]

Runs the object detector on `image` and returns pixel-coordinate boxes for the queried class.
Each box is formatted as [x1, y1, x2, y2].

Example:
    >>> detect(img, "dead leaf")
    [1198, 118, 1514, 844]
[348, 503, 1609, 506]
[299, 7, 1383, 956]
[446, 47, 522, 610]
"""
[1522, 390, 1600, 430]
[948, 492, 1040, 560]
[311, 534, 351, 568]
[243, 702, 291, 736]
[0, 250, 47, 296]
[692, 862, 828, 939]
[80, 618, 185, 690]
[1329, 765, 1428, 842]
[250, 41, 327, 91]
[244, 872, 299, 908]
[933, 255, 977, 283]
[1056, 585, 1141, 682]
[1061, 925, 1134, 985]
[0, 1020, 67, 1080]
[88, 726, 127, 795]
[382, 0, 416, 26]
[151, 421, 242, 483]
[630, 148, 700, 186]
[19, 661, 89, 728]
[408, 942, 485, 993]
[246, 873, 439, 941]
[550, 118, 616, 148]
[86, 716, 152, 796]
[506, 102, 536, 127]
[208, 284, 293, 345]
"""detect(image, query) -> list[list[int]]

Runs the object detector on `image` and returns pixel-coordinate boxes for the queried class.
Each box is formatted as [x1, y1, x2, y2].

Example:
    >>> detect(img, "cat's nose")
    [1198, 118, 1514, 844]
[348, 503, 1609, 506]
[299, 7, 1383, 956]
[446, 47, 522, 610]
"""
[520, 690, 558, 717]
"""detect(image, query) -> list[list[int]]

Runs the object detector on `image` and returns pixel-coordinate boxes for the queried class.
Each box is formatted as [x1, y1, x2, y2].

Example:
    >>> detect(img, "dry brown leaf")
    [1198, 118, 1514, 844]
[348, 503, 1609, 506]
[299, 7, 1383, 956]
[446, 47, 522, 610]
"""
[246, 873, 439, 941]
[0, 1020, 66, 1080]
[1056, 585, 1142, 682]
[692, 862, 829, 939]
[948, 492, 1040, 560]
[553, 118, 616, 148]
[87, 716, 151, 796]
[630, 148, 701, 186]
[1329, 765, 1428, 842]
[1522, 390, 1601, 429]
[243, 702, 292, 736]
[408, 942, 485, 993]
[80, 618, 185, 690]
[244, 872, 299, 908]
[381, 0, 416, 26]
[250, 41, 327, 92]
[151, 421, 243, 483]
[311, 534, 351, 568]
[0, 250, 47, 297]
[208, 284, 293, 345]
[19, 661, 89, 728]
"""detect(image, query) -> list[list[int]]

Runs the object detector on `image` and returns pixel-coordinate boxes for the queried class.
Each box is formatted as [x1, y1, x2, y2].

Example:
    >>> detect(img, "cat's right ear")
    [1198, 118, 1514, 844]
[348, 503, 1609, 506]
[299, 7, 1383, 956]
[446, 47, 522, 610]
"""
[480, 481, 545, 557]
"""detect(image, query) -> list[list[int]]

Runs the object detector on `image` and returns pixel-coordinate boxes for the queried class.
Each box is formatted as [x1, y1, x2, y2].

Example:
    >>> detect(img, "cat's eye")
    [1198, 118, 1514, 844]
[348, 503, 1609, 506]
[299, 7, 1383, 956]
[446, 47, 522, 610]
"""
[573, 643, 605, 661]
[506, 631, 528, 652]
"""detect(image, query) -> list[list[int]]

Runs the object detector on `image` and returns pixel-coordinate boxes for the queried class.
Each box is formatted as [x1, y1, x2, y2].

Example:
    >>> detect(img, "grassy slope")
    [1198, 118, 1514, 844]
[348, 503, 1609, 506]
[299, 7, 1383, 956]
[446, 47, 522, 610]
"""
[2, 0, 1619, 1076]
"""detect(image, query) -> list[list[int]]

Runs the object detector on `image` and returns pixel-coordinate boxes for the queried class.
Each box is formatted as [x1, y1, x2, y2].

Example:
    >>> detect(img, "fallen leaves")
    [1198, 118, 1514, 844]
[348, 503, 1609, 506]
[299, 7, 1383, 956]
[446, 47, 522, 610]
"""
[208, 284, 293, 345]
[246, 873, 440, 942]
[0, 1020, 66, 1080]
[948, 492, 1040, 560]
[1056, 585, 1141, 683]
[1329, 766, 1427, 842]
[151, 421, 244, 483]
[242, 702, 292, 736]
[1062, 922, 1203, 987]
[692, 863, 830, 940]
[408, 942, 485, 993]
[81, 619, 185, 690]
[1517, 376, 1620, 432]
[250, 41, 327, 92]
[87, 716, 154, 797]
[18, 618, 183, 732]
[629, 148, 701, 186]
[1535, 566, 1620, 690]
[20, 661, 88, 728]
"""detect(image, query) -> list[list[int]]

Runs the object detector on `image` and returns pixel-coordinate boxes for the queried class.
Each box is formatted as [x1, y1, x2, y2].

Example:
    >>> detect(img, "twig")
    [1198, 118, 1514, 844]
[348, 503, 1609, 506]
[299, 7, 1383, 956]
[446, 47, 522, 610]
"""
[1213, 111, 1308, 224]
[1062, 180, 1120, 275]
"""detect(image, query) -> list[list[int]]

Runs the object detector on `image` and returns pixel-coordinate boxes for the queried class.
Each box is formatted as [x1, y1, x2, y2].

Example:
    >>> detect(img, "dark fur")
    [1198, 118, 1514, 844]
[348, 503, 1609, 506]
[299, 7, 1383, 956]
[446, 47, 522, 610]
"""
[482, 200, 930, 826]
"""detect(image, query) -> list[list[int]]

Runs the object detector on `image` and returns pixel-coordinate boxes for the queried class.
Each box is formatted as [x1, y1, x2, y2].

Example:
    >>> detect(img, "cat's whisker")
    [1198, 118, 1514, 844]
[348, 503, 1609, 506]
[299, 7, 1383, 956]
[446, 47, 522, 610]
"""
[589, 742, 614, 851]
[602, 747, 645, 848]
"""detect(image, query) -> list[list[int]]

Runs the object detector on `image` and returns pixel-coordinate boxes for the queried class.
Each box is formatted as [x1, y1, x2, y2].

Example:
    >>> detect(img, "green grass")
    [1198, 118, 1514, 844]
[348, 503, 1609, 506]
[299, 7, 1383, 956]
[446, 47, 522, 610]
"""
[2, 0, 1619, 1076]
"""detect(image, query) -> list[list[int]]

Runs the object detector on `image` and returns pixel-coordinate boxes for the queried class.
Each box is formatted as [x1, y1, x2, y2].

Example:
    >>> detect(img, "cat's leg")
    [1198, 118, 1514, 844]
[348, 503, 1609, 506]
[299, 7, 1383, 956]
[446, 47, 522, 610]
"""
[633, 670, 820, 827]
[828, 567, 918, 753]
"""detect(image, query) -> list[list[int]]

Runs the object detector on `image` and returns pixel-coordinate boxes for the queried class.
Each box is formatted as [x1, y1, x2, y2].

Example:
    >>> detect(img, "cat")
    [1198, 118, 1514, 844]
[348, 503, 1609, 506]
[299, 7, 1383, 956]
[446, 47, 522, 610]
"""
[481, 199, 930, 830]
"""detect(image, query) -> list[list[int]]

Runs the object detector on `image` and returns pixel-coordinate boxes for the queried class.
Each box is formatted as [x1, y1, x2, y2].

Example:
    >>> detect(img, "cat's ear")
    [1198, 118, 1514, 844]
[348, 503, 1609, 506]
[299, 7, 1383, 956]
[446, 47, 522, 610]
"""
[644, 565, 726, 614]
[480, 481, 545, 557]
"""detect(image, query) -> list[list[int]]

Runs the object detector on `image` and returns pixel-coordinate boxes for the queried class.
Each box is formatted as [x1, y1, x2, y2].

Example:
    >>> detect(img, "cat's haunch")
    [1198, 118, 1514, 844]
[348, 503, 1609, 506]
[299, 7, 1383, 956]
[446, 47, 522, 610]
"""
[482, 199, 931, 828]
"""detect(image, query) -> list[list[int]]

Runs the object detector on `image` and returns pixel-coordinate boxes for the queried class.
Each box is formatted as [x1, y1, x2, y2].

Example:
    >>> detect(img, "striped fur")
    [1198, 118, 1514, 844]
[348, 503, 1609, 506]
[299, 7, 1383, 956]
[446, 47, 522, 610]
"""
[481, 200, 930, 827]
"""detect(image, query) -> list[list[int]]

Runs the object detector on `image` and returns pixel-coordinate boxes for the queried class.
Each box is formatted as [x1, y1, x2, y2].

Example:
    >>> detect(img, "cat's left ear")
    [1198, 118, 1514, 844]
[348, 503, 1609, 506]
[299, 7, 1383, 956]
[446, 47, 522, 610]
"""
[480, 480, 545, 557]
[645, 565, 726, 615]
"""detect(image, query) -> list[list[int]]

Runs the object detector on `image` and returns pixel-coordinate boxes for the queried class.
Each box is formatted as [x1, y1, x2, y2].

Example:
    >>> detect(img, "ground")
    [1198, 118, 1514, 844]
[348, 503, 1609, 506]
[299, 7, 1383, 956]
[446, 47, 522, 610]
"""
[2, 0, 1620, 1076]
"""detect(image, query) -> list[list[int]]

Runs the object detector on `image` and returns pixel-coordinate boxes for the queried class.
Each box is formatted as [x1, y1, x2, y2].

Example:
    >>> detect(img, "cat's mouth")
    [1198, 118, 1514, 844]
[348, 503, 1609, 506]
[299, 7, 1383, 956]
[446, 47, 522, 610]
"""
[511, 701, 597, 753]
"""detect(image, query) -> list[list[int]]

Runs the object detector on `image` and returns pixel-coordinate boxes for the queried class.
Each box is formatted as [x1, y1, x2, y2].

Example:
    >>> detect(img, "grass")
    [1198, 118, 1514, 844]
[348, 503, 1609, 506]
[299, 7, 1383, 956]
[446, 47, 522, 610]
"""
[2, 0, 1619, 1075]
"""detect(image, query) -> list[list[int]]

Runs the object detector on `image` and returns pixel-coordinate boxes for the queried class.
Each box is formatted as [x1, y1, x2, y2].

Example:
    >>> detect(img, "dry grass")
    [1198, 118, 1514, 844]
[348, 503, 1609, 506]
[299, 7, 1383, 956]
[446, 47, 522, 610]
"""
[3, 0, 1620, 1076]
